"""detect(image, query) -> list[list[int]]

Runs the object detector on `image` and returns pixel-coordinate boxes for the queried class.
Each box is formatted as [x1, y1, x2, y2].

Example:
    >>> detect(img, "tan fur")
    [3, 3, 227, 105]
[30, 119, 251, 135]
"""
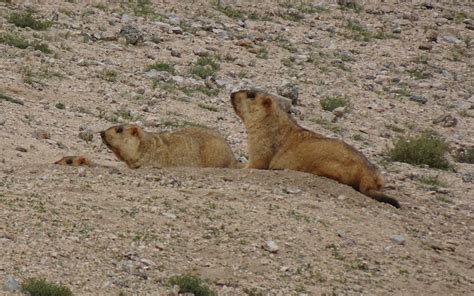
[231, 89, 400, 208]
[54, 156, 93, 167]
[100, 124, 239, 169]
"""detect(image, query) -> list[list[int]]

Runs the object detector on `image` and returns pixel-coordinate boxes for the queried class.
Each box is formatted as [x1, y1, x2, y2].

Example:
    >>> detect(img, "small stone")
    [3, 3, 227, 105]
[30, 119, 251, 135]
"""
[15, 146, 27, 153]
[119, 24, 144, 45]
[121, 14, 131, 23]
[418, 43, 433, 51]
[410, 95, 428, 104]
[170, 49, 181, 57]
[79, 129, 94, 142]
[121, 260, 135, 274]
[263, 240, 279, 253]
[33, 129, 50, 140]
[277, 83, 299, 105]
[283, 187, 302, 194]
[337, 194, 346, 200]
[433, 114, 457, 127]
[168, 15, 180, 25]
[3, 275, 21, 292]
[171, 26, 183, 34]
[438, 35, 462, 45]
[392, 26, 401, 34]
[136, 88, 146, 95]
[77, 167, 87, 177]
[390, 235, 405, 245]
[332, 107, 346, 119]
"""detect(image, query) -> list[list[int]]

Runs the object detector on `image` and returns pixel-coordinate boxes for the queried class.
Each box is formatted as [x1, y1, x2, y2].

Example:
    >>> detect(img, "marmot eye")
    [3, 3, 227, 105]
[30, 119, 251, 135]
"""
[66, 159, 73, 165]
[116, 126, 123, 133]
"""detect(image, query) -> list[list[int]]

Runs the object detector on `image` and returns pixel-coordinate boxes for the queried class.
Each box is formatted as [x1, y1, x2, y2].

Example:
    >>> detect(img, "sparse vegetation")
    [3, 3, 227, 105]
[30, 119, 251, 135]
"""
[168, 274, 216, 296]
[8, 12, 52, 30]
[389, 130, 450, 169]
[455, 147, 474, 164]
[22, 277, 73, 296]
[0, 93, 24, 105]
[406, 68, 432, 80]
[417, 175, 445, 190]
[0, 33, 52, 53]
[256, 47, 268, 59]
[320, 96, 350, 112]
[191, 57, 220, 79]
[129, 0, 155, 17]
[344, 19, 372, 42]
[146, 62, 176, 74]
[198, 103, 218, 112]
[273, 34, 297, 53]
[99, 69, 118, 82]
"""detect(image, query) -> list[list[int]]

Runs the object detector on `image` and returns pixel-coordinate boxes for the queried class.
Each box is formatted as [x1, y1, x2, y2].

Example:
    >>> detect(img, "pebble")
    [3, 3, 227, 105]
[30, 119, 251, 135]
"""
[15, 146, 27, 153]
[432, 114, 457, 127]
[119, 24, 144, 45]
[418, 43, 433, 51]
[171, 26, 183, 35]
[392, 25, 401, 34]
[410, 95, 428, 104]
[170, 49, 181, 57]
[3, 275, 21, 292]
[277, 82, 299, 105]
[263, 240, 279, 253]
[79, 128, 94, 142]
[283, 187, 302, 194]
[33, 129, 50, 140]
[437, 35, 462, 45]
[390, 235, 406, 245]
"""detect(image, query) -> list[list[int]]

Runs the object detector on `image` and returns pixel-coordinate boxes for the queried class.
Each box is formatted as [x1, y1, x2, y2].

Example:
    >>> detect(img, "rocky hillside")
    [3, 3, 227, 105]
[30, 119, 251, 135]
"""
[0, 1, 473, 295]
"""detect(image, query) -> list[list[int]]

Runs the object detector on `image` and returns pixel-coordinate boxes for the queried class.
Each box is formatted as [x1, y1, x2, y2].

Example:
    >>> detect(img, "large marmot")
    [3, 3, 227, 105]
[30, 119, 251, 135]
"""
[101, 124, 239, 169]
[231, 89, 400, 208]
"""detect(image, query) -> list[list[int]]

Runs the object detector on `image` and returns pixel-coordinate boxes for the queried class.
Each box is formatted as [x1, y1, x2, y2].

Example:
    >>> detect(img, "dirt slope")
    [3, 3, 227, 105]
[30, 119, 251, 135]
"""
[0, 1, 473, 295]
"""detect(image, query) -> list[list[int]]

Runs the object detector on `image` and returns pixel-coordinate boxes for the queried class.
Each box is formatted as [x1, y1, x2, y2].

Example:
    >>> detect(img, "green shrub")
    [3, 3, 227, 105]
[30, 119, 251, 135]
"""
[455, 147, 474, 164]
[389, 130, 450, 169]
[146, 62, 175, 74]
[168, 274, 216, 296]
[0, 33, 51, 53]
[8, 12, 52, 30]
[22, 278, 73, 296]
[320, 96, 349, 111]
[191, 57, 220, 79]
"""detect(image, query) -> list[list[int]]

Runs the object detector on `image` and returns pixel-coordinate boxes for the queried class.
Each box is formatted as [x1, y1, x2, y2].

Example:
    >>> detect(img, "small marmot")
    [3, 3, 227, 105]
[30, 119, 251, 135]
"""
[54, 156, 93, 166]
[231, 89, 400, 208]
[100, 124, 239, 169]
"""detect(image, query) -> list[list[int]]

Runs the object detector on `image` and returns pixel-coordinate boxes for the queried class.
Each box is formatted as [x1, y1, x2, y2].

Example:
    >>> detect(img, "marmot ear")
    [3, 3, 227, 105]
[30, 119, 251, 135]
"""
[131, 127, 140, 137]
[262, 96, 273, 108]
[78, 157, 86, 165]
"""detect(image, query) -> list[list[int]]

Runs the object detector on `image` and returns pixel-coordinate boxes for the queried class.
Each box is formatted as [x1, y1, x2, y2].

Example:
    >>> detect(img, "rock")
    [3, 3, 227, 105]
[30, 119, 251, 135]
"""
[79, 128, 94, 142]
[332, 107, 346, 121]
[170, 49, 181, 57]
[145, 69, 171, 81]
[15, 146, 27, 153]
[438, 35, 462, 45]
[277, 83, 299, 105]
[119, 24, 144, 45]
[410, 95, 428, 104]
[171, 26, 183, 35]
[433, 114, 457, 127]
[283, 187, 302, 194]
[3, 275, 21, 292]
[390, 235, 406, 245]
[418, 43, 433, 51]
[32, 129, 50, 140]
[121, 14, 132, 23]
[168, 15, 180, 26]
[462, 172, 474, 183]
[0, 115, 5, 126]
[263, 240, 279, 253]
[392, 25, 401, 34]
[136, 88, 146, 95]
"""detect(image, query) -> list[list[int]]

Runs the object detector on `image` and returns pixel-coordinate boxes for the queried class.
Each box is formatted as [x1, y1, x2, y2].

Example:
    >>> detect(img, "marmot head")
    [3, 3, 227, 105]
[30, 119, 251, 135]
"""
[231, 89, 275, 125]
[55, 156, 91, 166]
[100, 124, 145, 168]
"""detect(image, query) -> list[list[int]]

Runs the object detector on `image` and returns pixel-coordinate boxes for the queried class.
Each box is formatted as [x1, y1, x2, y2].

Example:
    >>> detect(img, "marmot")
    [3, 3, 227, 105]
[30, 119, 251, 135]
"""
[100, 124, 239, 169]
[54, 156, 93, 166]
[231, 89, 400, 208]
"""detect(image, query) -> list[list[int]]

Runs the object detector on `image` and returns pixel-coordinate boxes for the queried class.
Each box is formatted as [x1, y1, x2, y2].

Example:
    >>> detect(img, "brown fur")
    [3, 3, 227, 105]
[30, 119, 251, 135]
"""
[231, 89, 400, 208]
[54, 156, 93, 167]
[100, 124, 239, 169]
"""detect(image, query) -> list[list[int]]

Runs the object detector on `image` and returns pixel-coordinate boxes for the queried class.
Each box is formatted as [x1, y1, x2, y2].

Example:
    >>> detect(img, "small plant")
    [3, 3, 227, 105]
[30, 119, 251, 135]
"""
[8, 12, 52, 30]
[256, 47, 268, 59]
[320, 96, 349, 112]
[455, 147, 474, 164]
[389, 130, 450, 169]
[344, 19, 372, 42]
[22, 277, 73, 296]
[243, 287, 264, 296]
[214, 3, 244, 19]
[55, 102, 65, 109]
[168, 274, 216, 296]
[146, 62, 175, 74]
[198, 103, 218, 112]
[99, 70, 118, 82]
[273, 34, 297, 53]
[191, 57, 220, 79]
[0, 33, 51, 53]
[130, 0, 155, 17]
[417, 175, 445, 190]
[406, 68, 431, 80]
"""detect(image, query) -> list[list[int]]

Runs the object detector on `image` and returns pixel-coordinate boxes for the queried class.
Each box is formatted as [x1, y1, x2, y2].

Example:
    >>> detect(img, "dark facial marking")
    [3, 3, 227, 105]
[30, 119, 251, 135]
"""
[66, 158, 73, 165]
[247, 90, 257, 99]
[116, 126, 123, 133]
